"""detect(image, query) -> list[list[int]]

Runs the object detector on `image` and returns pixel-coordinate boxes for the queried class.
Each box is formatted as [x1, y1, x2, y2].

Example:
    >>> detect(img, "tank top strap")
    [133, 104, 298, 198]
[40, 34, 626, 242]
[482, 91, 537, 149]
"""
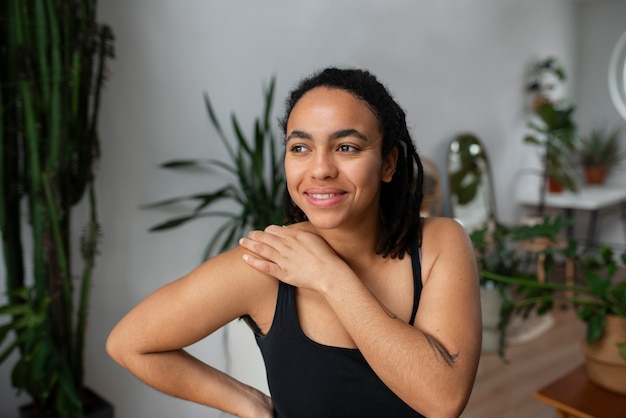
[267, 280, 299, 335]
[408, 236, 423, 326]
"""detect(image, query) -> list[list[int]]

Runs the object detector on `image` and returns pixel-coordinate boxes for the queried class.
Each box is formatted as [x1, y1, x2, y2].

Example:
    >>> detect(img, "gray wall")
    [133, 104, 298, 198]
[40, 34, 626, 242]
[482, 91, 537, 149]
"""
[575, 0, 626, 246]
[2, 1, 625, 417]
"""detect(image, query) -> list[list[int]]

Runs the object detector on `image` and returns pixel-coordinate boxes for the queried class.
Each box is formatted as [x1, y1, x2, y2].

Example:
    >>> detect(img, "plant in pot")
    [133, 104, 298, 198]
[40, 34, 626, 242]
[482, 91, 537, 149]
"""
[482, 242, 626, 395]
[0, 1, 115, 416]
[524, 56, 579, 215]
[469, 215, 571, 359]
[524, 101, 579, 204]
[143, 76, 285, 259]
[578, 124, 626, 185]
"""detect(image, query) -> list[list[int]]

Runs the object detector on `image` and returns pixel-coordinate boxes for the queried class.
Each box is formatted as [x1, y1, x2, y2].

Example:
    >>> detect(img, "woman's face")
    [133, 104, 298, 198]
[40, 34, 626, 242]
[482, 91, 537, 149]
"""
[284, 87, 397, 231]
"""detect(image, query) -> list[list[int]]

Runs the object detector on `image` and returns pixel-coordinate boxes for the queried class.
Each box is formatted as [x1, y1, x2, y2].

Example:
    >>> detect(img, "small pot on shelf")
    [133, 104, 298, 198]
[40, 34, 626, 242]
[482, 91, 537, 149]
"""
[583, 165, 607, 185]
[547, 177, 564, 193]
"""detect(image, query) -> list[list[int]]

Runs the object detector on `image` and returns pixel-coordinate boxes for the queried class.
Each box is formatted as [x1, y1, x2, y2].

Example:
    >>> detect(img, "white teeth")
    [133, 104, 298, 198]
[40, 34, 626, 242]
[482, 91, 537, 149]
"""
[310, 193, 336, 199]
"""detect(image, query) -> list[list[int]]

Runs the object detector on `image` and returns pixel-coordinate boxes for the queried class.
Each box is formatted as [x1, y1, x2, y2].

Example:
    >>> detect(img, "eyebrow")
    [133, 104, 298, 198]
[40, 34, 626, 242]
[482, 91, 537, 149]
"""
[286, 128, 370, 142]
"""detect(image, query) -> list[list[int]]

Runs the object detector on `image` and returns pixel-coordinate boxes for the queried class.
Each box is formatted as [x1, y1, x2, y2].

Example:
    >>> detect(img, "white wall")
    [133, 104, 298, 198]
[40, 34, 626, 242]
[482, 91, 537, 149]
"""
[575, 0, 626, 248]
[3, 1, 624, 417]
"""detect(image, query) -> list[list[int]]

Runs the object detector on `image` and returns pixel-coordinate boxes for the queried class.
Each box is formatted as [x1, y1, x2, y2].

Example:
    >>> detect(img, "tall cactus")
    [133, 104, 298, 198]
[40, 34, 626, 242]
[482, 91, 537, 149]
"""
[0, 1, 114, 416]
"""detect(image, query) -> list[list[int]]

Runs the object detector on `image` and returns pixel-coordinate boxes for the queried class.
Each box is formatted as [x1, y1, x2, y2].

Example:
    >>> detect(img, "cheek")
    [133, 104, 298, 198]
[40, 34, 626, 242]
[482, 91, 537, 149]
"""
[284, 159, 302, 193]
[346, 160, 385, 193]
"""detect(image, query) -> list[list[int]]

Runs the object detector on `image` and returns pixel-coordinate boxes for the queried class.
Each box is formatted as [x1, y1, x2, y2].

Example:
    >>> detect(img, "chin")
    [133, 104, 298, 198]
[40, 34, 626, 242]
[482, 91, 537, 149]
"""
[301, 212, 345, 230]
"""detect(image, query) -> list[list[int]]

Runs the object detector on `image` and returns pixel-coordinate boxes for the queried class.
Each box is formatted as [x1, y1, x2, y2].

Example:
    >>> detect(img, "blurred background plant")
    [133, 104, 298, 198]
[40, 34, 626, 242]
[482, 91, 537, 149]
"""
[578, 124, 626, 184]
[143, 77, 285, 259]
[470, 215, 571, 357]
[524, 56, 579, 214]
[0, 1, 114, 416]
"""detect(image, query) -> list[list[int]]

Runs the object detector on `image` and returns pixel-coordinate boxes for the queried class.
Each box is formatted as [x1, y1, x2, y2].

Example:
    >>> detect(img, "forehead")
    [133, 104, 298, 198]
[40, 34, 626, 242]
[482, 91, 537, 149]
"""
[287, 87, 380, 129]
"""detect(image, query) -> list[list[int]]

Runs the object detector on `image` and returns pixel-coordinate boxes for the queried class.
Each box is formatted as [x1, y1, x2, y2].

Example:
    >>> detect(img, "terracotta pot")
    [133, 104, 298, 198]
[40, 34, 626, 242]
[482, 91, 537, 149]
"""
[584, 166, 607, 185]
[581, 315, 626, 395]
[547, 177, 564, 193]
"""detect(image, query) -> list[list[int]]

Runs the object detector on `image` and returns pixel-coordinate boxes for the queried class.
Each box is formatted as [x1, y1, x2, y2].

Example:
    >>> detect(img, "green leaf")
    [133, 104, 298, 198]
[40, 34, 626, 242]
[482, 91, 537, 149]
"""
[160, 159, 215, 169]
[148, 215, 205, 231]
[585, 313, 605, 344]
[523, 135, 542, 145]
[0, 303, 31, 316]
[141, 187, 233, 209]
[618, 341, 626, 361]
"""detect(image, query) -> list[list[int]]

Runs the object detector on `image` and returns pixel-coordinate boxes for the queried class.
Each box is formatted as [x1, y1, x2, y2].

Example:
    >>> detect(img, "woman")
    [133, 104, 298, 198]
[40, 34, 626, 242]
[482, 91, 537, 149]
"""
[107, 67, 481, 418]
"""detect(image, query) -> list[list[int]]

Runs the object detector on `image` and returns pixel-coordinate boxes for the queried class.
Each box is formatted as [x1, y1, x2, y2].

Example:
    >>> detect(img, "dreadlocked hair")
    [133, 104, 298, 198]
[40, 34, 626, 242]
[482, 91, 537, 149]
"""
[280, 67, 424, 259]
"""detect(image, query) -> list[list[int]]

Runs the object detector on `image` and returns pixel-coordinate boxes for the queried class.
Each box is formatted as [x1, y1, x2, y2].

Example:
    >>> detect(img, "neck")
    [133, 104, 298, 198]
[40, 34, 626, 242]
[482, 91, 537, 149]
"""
[312, 220, 385, 268]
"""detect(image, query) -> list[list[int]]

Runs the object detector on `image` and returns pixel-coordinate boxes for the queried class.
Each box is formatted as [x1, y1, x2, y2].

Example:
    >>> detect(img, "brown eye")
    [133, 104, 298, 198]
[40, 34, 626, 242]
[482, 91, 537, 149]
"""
[338, 144, 358, 152]
[290, 144, 309, 153]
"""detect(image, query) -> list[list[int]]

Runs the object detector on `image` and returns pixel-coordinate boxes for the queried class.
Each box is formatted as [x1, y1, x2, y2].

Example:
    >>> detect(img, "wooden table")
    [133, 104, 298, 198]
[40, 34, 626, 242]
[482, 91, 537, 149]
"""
[534, 364, 626, 418]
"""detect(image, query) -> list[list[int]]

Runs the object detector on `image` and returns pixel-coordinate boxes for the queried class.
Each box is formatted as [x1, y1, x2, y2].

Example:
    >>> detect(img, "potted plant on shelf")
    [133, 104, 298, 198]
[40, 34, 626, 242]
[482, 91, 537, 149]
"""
[143, 76, 285, 259]
[0, 1, 115, 416]
[482, 242, 626, 395]
[578, 124, 626, 185]
[524, 56, 579, 215]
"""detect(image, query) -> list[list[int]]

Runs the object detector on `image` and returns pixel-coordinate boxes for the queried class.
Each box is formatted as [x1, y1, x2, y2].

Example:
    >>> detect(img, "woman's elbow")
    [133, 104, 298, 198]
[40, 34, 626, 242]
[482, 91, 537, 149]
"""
[413, 373, 475, 417]
[417, 396, 468, 418]
[105, 326, 131, 368]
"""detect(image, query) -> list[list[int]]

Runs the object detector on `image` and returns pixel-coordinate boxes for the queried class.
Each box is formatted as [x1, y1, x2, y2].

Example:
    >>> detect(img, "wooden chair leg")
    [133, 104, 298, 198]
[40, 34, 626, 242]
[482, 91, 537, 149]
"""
[537, 253, 546, 283]
[565, 258, 574, 299]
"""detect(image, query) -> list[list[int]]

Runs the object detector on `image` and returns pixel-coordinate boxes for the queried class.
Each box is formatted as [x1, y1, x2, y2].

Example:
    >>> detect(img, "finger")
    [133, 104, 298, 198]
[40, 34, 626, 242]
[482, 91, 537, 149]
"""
[247, 228, 297, 254]
[242, 252, 281, 277]
[238, 235, 280, 261]
[263, 224, 289, 236]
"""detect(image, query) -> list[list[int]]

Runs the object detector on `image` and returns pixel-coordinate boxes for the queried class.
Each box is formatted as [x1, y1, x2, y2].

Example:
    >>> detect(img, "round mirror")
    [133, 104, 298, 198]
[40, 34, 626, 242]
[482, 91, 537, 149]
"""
[609, 29, 626, 120]
[447, 133, 497, 231]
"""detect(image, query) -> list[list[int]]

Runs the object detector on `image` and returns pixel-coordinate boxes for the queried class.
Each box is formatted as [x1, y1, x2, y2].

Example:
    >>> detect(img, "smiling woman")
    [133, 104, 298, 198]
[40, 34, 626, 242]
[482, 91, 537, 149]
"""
[282, 87, 396, 232]
[106, 67, 482, 418]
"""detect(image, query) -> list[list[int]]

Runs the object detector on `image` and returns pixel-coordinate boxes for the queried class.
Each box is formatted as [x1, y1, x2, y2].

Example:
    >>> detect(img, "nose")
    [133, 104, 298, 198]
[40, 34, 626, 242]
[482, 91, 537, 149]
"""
[311, 150, 337, 180]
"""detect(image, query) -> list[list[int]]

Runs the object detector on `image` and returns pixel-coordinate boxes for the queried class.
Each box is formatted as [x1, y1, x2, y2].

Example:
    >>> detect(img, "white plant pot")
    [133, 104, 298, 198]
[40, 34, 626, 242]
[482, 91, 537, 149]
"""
[480, 286, 502, 352]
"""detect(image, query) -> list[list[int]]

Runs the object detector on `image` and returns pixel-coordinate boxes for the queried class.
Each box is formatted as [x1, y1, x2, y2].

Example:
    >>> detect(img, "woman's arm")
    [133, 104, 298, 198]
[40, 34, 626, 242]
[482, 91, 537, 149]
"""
[106, 246, 276, 418]
[240, 218, 481, 417]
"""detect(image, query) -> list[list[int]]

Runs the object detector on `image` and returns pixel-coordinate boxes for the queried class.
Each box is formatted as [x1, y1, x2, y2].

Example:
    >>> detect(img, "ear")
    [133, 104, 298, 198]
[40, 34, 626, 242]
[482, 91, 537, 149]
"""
[381, 147, 398, 183]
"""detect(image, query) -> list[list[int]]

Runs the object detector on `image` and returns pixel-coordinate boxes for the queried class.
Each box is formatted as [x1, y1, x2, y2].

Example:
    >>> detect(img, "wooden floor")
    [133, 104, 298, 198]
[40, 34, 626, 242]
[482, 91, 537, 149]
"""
[461, 307, 587, 418]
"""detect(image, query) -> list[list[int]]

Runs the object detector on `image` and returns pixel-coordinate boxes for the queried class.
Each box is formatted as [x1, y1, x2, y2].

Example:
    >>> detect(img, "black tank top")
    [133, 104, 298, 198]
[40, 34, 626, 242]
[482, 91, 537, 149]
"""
[255, 237, 425, 418]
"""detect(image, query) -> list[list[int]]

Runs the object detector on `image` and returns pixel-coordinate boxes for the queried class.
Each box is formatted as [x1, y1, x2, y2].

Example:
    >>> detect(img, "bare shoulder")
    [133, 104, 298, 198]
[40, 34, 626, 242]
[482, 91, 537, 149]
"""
[187, 245, 279, 320]
[421, 216, 468, 240]
[421, 217, 472, 250]
[419, 217, 476, 284]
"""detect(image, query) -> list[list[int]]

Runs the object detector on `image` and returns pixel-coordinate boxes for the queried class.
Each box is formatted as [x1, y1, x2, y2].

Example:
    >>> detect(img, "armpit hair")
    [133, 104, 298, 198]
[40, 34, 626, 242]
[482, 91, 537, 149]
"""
[240, 314, 264, 338]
